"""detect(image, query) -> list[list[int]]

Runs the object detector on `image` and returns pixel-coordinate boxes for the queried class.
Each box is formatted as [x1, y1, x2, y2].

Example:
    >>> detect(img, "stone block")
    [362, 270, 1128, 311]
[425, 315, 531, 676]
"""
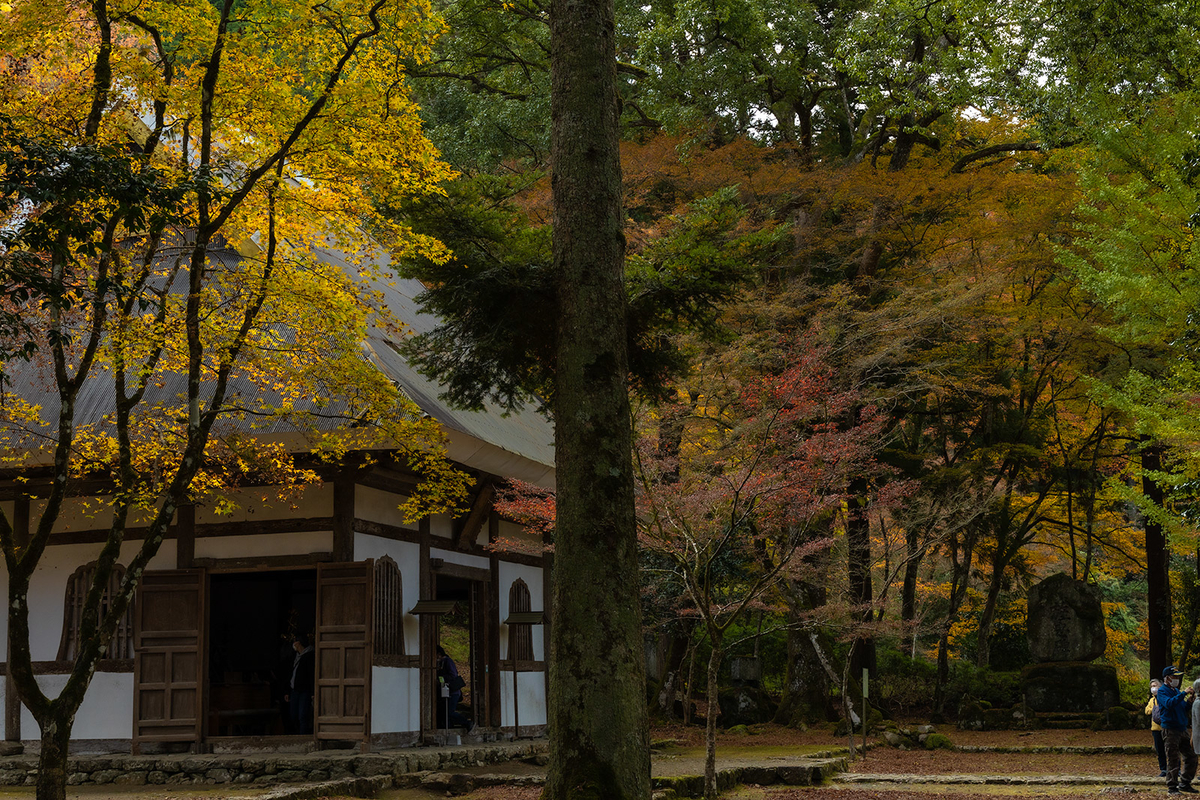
[206, 768, 232, 783]
[0, 769, 26, 785]
[776, 766, 812, 785]
[740, 766, 778, 785]
[147, 771, 167, 784]
[92, 769, 121, 784]
[1022, 661, 1120, 712]
[1027, 573, 1106, 663]
[113, 772, 147, 785]
[66, 772, 88, 785]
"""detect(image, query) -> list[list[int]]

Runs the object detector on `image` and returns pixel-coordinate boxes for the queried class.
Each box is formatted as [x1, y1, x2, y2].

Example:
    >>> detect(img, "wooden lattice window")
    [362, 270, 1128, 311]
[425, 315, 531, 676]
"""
[57, 561, 133, 661]
[374, 555, 405, 657]
[508, 578, 534, 661]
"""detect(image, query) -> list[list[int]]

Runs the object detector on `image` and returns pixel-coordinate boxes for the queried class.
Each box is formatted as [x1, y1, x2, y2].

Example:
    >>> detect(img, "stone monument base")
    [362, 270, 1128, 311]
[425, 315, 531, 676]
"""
[1021, 661, 1120, 713]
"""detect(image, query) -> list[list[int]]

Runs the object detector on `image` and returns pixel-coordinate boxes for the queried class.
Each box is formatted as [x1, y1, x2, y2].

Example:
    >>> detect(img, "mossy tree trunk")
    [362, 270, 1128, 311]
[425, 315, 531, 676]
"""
[545, 0, 649, 792]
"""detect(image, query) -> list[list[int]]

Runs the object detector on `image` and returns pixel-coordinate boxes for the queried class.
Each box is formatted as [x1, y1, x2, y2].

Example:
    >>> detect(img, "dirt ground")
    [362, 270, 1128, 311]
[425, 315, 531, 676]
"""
[0, 723, 1166, 799]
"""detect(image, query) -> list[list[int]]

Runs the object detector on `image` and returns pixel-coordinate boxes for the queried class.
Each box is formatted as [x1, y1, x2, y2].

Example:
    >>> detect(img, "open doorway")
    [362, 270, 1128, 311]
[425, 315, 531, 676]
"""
[207, 570, 316, 738]
[433, 575, 484, 731]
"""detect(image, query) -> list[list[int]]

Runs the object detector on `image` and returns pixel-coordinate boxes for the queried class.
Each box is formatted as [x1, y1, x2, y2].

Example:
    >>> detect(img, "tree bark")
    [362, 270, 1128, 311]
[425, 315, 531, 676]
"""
[774, 575, 829, 725]
[847, 475, 876, 681]
[974, 549, 1007, 669]
[36, 715, 72, 800]
[703, 631, 723, 800]
[545, 0, 649, 792]
[1144, 442, 1173, 676]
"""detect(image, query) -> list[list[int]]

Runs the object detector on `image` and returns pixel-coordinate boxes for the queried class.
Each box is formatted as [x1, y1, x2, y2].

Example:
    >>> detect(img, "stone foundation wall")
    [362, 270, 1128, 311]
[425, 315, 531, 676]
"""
[0, 742, 548, 787]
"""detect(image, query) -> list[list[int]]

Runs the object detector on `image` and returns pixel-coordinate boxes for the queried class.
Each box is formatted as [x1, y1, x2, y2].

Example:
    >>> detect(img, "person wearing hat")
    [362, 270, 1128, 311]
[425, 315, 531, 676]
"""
[1159, 665, 1198, 794]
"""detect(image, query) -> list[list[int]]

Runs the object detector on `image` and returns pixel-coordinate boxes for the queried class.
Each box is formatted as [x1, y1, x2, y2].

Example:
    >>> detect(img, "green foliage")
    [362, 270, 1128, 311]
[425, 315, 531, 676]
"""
[923, 733, 955, 750]
[944, 664, 1023, 710]
[391, 177, 782, 410]
[874, 648, 939, 715]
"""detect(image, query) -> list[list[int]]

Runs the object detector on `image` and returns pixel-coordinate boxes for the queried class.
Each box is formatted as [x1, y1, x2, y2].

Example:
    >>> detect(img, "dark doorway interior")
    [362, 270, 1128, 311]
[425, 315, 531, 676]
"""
[208, 569, 316, 737]
[434, 576, 476, 729]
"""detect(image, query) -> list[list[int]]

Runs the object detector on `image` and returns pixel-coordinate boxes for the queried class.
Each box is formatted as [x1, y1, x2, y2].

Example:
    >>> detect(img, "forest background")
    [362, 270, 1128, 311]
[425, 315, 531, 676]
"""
[396, 0, 1200, 728]
[5, 0, 1200, 783]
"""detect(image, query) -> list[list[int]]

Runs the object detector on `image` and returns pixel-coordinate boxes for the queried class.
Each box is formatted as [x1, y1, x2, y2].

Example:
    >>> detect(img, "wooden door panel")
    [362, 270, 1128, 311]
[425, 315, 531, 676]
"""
[133, 569, 205, 750]
[315, 561, 372, 745]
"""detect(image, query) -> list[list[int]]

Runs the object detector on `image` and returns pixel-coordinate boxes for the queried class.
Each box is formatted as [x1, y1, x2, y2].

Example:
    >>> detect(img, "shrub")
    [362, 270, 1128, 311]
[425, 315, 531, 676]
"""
[924, 733, 955, 750]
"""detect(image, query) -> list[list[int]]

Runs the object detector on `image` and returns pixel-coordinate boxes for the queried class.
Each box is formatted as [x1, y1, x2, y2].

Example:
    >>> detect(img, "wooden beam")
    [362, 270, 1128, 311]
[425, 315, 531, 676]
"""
[352, 519, 420, 544]
[191, 552, 333, 572]
[453, 481, 495, 551]
[430, 560, 490, 583]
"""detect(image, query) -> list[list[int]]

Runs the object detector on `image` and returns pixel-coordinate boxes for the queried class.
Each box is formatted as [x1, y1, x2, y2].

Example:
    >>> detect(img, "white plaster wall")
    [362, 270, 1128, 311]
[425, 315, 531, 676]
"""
[354, 486, 417, 530]
[0, 540, 176, 740]
[429, 513, 453, 539]
[193, 531, 331, 560]
[429, 548, 489, 571]
[498, 671, 547, 728]
[29, 496, 165, 533]
[8, 540, 177, 662]
[371, 667, 420, 733]
[497, 562, 545, 660]
[354, 533, 421, 651]
[193, 484, 333, 524]
[20, 673, 134, 740]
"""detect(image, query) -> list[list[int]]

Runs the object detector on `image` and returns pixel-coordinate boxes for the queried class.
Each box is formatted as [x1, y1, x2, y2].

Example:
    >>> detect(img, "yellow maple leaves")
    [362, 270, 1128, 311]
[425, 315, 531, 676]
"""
[0, 0, 468, 518]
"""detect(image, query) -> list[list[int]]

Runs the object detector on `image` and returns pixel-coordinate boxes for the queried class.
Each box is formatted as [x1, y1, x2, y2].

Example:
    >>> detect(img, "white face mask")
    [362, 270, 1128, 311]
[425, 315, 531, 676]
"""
[1169, 677, 1182, 689]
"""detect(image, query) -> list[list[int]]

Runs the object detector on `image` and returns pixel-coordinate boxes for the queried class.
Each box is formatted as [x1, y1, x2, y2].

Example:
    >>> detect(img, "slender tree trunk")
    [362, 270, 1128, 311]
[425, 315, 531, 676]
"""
[36, 714, 72, 800]
[1144, 442, 1172, 677]
[703, 631, 723, 800]
[975, 549, 1009, 669]
[684, 636, 699, 726]
[933, 529, 974, 716]
[900, 524, 922, 623]
[545, 0, 649, 792]
[774, 575, 829, 726]
[847, 474, 876, 681]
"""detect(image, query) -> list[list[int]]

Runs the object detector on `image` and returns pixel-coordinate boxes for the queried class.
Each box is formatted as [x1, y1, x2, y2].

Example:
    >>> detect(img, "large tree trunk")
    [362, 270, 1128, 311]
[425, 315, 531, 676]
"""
[545, 0, 649, 793]
[1144, 442, 1173, 676]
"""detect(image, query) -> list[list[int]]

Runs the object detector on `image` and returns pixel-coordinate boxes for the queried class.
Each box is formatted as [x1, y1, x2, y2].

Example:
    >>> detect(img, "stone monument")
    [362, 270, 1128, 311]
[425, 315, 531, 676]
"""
[1021, 572, 1119, 712]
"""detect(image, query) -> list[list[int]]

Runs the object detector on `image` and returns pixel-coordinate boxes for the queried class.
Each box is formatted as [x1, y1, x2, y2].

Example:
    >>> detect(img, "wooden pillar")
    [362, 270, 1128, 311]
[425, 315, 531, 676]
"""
[418, 516, 433, 736]
[6, 496, 29, 747]
[488, 518, 502, 729]
[175, 503, 195, 569]
[541, 525, 553, 726]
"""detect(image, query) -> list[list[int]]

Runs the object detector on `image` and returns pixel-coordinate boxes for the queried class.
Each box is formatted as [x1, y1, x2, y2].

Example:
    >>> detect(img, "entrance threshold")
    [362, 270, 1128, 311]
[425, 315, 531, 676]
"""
[206, 735, 317, 755]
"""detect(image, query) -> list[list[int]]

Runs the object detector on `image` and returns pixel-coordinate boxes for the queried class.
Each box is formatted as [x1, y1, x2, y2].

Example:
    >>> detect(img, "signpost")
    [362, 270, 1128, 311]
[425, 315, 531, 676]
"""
[862, 668, 869, 760]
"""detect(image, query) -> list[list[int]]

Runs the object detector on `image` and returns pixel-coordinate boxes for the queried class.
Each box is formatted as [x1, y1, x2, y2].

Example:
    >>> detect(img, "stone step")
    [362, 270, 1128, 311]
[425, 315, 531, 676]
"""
[839, 773, 1161, 787]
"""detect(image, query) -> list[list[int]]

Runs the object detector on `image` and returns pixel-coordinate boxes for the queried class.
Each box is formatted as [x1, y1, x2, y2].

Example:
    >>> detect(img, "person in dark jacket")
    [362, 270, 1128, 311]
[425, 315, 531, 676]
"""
[285, 633, 315, 735]
[1149, 679, 1168, 776]
[436, 645, 473, 731]
[1159, 665, 1197, 794]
